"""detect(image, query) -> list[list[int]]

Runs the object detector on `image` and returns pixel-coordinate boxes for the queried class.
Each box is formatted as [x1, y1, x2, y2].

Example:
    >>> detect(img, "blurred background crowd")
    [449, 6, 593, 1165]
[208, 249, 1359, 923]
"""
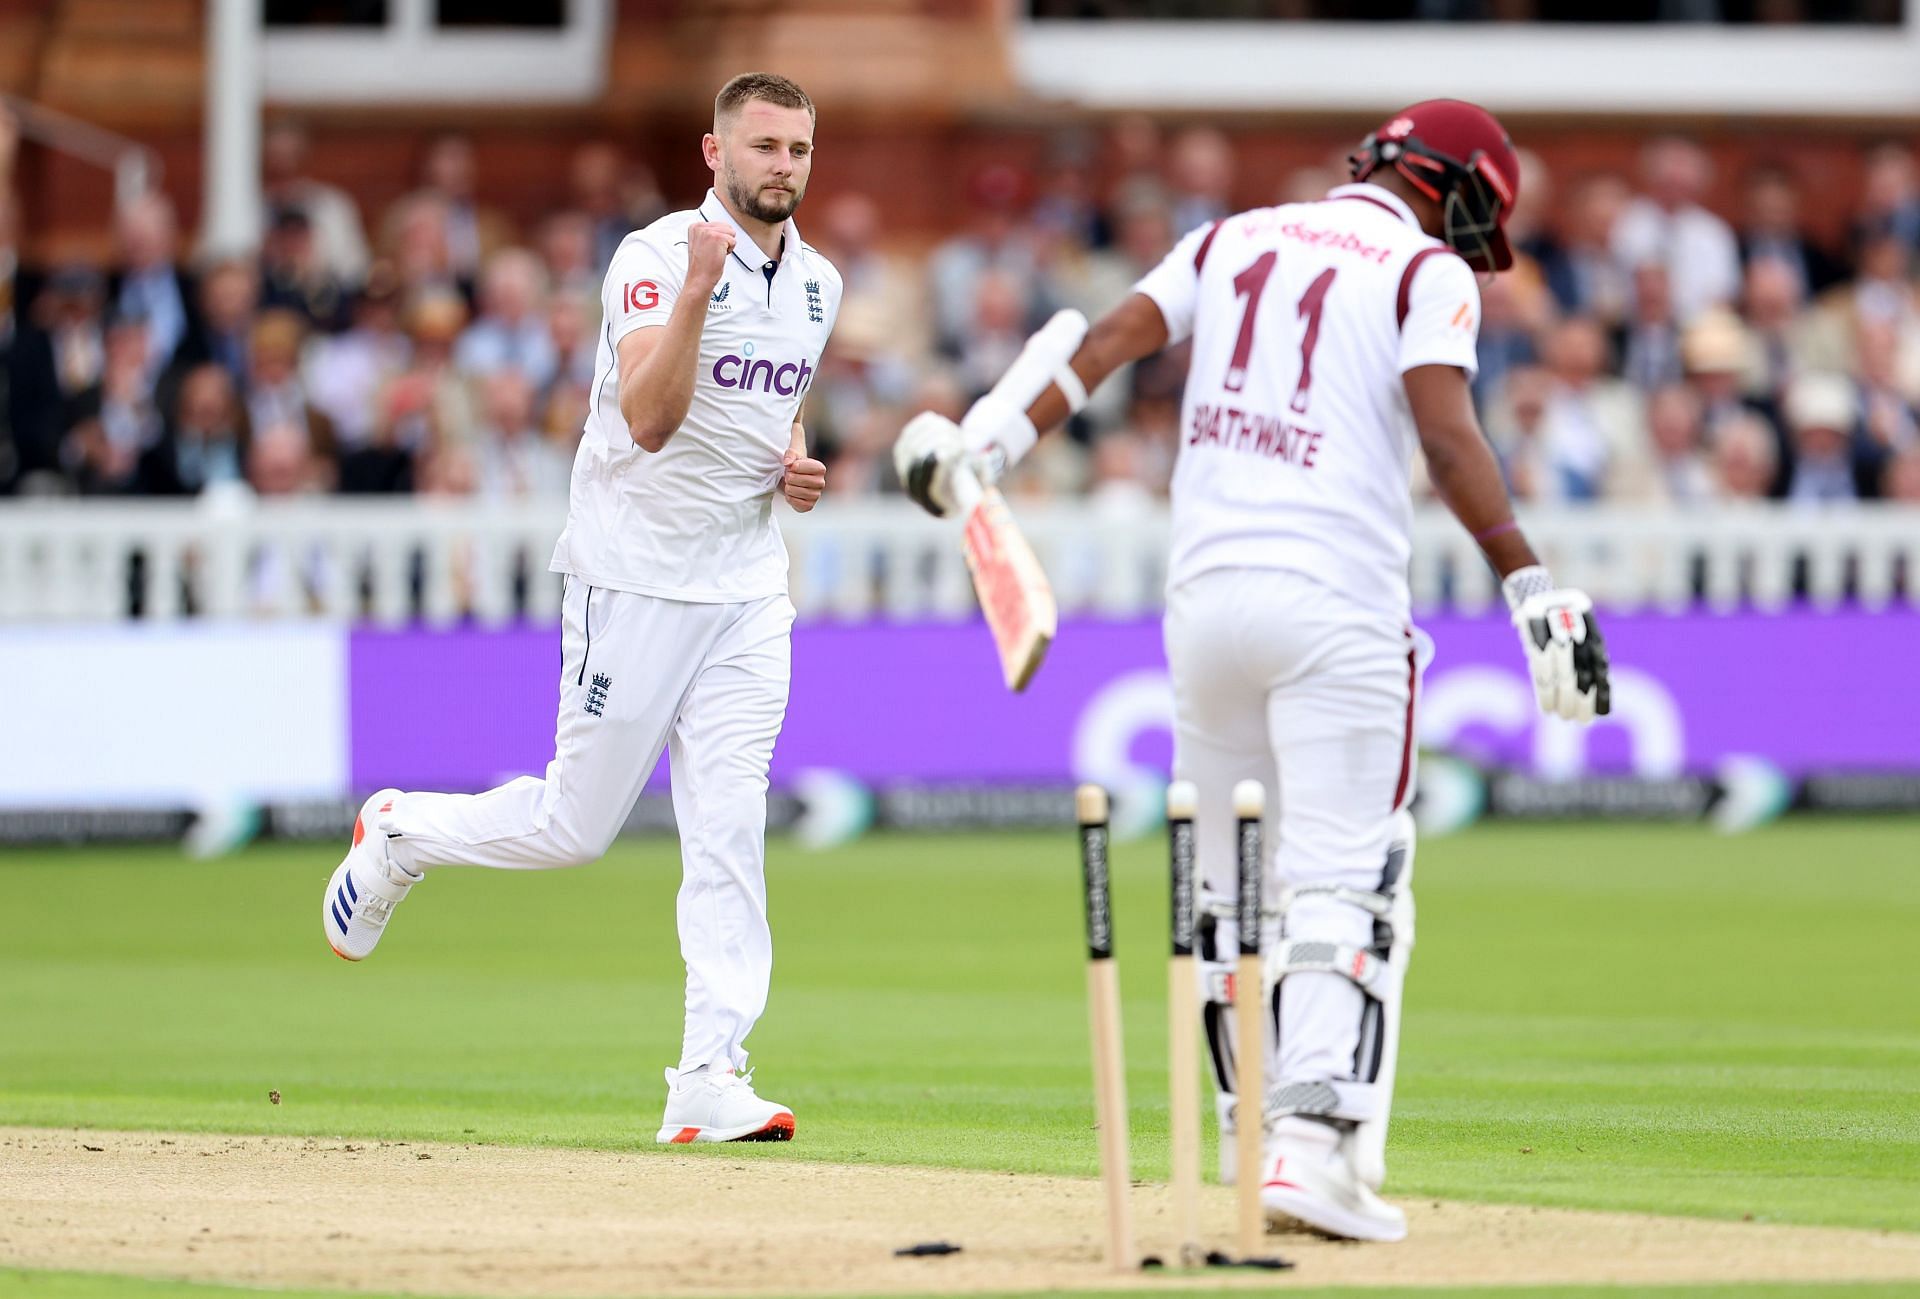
[4, 105, 1919, 513]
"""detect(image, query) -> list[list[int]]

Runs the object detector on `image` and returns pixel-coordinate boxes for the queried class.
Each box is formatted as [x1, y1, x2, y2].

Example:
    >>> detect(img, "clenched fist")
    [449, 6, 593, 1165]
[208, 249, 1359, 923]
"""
[685, 222, 736, 294]
[781, 448, 826, 512]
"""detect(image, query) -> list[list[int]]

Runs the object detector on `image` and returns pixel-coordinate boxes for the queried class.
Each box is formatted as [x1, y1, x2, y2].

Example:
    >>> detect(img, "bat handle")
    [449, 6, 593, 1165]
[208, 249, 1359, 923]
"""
[948, 457, 985, 516]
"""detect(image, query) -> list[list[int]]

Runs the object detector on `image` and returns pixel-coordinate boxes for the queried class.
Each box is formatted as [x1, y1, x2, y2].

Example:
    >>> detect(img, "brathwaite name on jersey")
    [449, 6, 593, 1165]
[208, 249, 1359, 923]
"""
[1188, 401, 1324, 469]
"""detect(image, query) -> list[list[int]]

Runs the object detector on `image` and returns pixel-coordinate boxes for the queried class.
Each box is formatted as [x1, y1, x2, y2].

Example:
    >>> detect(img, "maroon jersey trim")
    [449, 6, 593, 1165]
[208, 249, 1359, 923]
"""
[1391, 639, 1418, 812]
[1331, 192, 1403, 221]
[1193, 221, 1222, 272]
[1396, 247, 1447, 330]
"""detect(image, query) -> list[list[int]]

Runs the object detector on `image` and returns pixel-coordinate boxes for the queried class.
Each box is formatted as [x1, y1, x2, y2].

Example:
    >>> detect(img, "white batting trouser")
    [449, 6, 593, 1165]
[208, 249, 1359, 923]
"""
[383, 576, 794, 1076]
[1164, 566, 1417, 1094]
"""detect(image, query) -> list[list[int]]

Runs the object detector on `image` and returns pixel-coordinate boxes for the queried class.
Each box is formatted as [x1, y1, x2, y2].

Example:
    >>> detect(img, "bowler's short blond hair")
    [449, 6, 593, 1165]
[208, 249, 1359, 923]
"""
[714, 73, 814, 131]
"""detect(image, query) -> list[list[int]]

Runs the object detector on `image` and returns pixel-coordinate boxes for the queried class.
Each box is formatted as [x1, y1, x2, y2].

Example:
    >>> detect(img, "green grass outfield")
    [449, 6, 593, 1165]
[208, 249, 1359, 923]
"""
[3, 818, 1918, 1298]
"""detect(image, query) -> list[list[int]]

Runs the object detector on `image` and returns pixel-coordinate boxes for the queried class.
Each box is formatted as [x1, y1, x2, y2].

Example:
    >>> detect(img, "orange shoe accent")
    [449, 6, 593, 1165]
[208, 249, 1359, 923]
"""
[762, 1113, 796, 1137]
[669, 1127, 701, 1144]
[352, 816, 365, 848]
[380, 800, 394, 813]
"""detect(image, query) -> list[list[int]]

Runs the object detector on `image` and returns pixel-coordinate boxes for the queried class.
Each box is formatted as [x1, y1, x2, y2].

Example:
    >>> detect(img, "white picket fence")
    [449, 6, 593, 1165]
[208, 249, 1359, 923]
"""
[0, 496, 1915, 624]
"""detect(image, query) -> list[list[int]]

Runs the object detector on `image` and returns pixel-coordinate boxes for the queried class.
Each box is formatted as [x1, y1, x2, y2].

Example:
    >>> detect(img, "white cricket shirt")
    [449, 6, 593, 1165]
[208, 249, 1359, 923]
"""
[550, 191, 842, 602]
[1133, 183, 1482, 621]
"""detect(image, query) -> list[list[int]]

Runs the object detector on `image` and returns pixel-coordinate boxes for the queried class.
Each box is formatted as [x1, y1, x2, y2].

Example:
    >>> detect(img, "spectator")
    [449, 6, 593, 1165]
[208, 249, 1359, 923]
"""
[1681, 309, 1782, 479]
[537, 209, 601, 324]
[1086, 431, 1154, 514]
[243, 422, 331, 615]
[1741, 256, 1806, 403]
[9, 266, 107, 487]
[472, 370, 571, 500]
[954, 268, 1036, 404]
[172, 259, 260, 392]
[1472, 269, 1542, 409]
[244, 310, 335, 478]
[308, 265, 411, 452]
[1556, 172, 1633, 324]
[1620, 261, 1685, 391]
[1883, 444, 1920, 501]
[814, 191, 930, 365]
[1736, 163, 1845, 297]
[1538, 317, 1648, 500]
[417, 440, 480, 498]
[247, 420, 319, 496]
[1032, 130, 1108, 251]
[260, 120, 371, 286]
[259, 208, 351, 332]
[1167, 126, 1235, 235]
[110, 193, 194, 379]
[1483, 365, 1559, 502]
[928, 164, 1042, 358]
[454, 248, 556, 388]
[569, 141, 666, 272]
[1854, 143, 1920, 259]
[1611, 137, 1741, 324]
[1711, 411, 1780, 501]
[358, 287, 471, 486]
[139, 363, 246, 496]
[392, 134, 514, 284]
[1278, 162, 1342, 207]
[545, 292, 597, 394]
[65, 315, 161, 493]
[1101, 113, 1167, 230]
[387, 193, 460, 302]
[1049, 190, 1175, 429]
[1783, 371, 1862, 503]
[1855, 315, 1919, 463]
[1640, 382, 1716, 505]
[1510, 148, 1575, 312]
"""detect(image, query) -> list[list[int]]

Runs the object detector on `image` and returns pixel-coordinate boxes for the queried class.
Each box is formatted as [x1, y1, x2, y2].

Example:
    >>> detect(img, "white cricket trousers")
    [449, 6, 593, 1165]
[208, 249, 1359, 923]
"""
[1164, 566, 1418, 1092]
[383, 577, 794, 1075]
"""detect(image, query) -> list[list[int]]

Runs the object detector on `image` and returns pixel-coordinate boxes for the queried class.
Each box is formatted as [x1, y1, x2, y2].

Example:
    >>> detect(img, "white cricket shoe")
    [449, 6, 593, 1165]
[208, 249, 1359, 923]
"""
[1260, 1119, 1408, 1242]
[655, 1063, 796, 1144]
[322, 789, 419, 962]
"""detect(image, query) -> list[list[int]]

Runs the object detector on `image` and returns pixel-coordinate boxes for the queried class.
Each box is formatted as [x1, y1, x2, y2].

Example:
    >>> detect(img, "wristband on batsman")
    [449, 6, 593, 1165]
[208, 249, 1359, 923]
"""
[1500, 564, 1555, 614]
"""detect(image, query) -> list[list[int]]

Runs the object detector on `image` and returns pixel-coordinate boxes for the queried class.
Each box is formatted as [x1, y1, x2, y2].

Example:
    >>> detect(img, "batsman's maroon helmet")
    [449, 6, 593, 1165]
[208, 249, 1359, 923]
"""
[1349, 99, 1520, 273]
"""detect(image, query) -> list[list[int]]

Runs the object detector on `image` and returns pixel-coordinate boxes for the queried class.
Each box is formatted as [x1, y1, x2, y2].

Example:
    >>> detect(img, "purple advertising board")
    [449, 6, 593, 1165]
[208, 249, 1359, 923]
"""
[348, 610, 1920, 793]
[345, 606, 1920, 790]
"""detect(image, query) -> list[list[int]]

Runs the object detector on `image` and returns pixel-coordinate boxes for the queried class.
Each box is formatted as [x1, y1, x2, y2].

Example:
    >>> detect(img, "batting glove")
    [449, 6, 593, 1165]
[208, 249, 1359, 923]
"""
[1504, 565, 1612, 724]
[893, 411, 968, 517]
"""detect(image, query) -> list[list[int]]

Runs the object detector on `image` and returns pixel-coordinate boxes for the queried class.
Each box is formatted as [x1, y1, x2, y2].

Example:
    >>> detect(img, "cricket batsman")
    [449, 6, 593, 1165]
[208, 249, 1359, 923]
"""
[895, 101, 1611, 1238]
[322, 73, 839, 1145]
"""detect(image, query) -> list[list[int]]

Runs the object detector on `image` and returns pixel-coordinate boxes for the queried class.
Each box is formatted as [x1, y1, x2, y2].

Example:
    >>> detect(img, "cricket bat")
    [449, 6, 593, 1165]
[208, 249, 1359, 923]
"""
[951, 309, 1087, 692]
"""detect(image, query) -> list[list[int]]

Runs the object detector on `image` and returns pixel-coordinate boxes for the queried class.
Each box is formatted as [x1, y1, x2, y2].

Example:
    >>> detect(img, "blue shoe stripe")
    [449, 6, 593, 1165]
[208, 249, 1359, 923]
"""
[344, 873, 358, 903]
[336, 885, 353, 917]
[331, 899, 350, 935]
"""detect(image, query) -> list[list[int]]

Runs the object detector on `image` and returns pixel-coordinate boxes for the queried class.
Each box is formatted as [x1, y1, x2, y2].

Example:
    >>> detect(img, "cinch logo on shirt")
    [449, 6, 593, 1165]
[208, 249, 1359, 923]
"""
[713, 350, 815, 396]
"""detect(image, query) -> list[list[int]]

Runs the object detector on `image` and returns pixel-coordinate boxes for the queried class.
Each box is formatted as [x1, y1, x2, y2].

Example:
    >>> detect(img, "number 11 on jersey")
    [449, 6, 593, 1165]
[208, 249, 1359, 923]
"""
[1222, 257, 1338, 418]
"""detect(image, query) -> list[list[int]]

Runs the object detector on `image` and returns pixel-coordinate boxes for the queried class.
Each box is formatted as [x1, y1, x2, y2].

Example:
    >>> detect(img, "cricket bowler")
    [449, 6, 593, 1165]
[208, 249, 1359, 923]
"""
[322, 73, 840, 1145]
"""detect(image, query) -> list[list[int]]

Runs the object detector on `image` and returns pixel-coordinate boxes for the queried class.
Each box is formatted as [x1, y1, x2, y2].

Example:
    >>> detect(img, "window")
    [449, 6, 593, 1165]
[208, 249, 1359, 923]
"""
[263, 0, 609, 104]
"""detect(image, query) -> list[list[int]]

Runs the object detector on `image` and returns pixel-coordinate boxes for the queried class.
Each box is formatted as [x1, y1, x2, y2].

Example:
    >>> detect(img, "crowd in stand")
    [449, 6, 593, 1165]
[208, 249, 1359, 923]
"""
[4, 109, 1919, 512]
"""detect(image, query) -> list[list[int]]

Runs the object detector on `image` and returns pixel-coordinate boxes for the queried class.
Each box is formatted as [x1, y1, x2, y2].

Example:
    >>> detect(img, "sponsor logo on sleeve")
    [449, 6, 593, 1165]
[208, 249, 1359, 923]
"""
[624, 281, 660, 313]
